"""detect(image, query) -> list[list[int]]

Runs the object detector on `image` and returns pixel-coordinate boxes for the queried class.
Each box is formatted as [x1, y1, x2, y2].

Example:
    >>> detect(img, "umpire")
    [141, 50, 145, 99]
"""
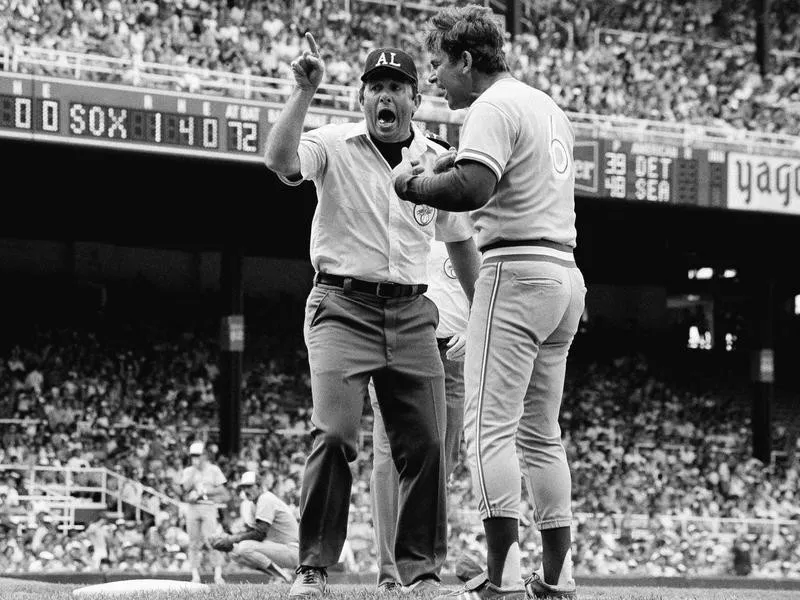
[264, 33, 480, 598]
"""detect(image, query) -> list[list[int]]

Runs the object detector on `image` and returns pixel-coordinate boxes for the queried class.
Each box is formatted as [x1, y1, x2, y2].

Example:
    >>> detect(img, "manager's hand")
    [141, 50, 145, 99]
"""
[392, 147, 425, 200]
[433, 149, 456, 174]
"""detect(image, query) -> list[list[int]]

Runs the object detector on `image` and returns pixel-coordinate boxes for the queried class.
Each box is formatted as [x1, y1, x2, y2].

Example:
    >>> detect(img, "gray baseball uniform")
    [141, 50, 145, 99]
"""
[456, 78, 586, 529]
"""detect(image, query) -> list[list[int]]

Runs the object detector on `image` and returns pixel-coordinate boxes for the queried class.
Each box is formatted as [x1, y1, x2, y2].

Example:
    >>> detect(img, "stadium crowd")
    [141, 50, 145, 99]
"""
[1, 302, 799, 579]
[0, 0, 798, 134]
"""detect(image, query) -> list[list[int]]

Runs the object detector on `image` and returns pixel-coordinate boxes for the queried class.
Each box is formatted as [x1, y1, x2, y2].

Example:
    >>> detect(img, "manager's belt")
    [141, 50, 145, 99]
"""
[315, 274, 427, 298]
[480, 239, 577, 268]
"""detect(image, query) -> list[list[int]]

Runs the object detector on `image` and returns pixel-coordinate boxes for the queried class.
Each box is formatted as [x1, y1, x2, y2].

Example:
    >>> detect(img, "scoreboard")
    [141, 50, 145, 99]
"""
[0, 73, 358, 162]
[572, 139, 729, 209]
[1, 71, 798, 215]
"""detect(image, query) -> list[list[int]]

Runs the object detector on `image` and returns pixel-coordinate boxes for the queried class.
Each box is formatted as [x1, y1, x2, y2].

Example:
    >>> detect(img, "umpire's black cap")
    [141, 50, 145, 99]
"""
[361, 47, 418, 85]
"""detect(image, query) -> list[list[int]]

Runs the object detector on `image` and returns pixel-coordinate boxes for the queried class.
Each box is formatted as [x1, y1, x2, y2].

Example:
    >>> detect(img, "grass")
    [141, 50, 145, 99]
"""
[2, 579, 799, 600]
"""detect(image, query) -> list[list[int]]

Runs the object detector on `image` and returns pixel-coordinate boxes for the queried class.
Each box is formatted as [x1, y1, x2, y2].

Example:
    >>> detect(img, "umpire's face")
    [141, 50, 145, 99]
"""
[360, 74, 421, 143]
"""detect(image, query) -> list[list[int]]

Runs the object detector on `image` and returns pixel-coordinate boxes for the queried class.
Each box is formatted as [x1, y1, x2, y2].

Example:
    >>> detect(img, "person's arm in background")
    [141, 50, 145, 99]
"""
[444, 237, 481, 304]
[211, 520, 270, 551]
[205, 466, 230, 503]
[179, 469, 199, 502]
[264, 32, 325, 178]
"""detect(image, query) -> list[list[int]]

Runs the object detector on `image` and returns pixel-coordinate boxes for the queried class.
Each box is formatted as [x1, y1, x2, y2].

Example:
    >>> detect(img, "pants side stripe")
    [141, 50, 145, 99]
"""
[475, 262, 502, 515]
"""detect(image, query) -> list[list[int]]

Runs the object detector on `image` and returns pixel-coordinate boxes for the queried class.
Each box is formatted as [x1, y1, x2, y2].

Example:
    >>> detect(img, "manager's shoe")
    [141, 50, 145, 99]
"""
[289, 565, 328, 598]
[434, 573, 525, 600]
[524, 572, 576, 599]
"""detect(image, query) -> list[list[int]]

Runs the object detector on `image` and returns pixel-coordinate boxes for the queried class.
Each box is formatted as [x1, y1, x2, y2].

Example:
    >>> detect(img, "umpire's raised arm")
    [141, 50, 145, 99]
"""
[264, 32, 325, 178]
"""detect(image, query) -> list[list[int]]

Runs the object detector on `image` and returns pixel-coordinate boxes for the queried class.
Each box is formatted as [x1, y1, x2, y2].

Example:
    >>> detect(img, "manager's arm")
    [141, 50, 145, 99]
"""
[264, 32, 324, 177]
[395, 160, 497, 213]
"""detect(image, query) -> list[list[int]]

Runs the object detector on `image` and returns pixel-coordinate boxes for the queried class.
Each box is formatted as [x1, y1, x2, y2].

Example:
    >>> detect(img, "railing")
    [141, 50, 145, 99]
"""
[2, 44, 361, 111]
[3, 463, 797, 538]
[0, 417, 43, 426]
[2, 44, 798, 155]
[350, 0, 498, 14]
[351, 0, 444, 12]
[567, 110, 800, 152]
[102, 465, 185, 521]
[0, 464, 107, 532]
[453, 509, 800, 538]
[595, 27, 800, 62]
[0, 463, 184, 529]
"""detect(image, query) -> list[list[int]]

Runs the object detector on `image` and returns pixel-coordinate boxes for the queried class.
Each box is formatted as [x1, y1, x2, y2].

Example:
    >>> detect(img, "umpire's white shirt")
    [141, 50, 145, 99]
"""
[279, 121, 473, 285]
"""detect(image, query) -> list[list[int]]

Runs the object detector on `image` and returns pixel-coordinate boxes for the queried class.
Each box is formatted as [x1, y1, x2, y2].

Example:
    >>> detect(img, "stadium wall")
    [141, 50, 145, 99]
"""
[585, 284, 669, 332]
[0, 238, 675, 332]
[0, 238, 314, 300]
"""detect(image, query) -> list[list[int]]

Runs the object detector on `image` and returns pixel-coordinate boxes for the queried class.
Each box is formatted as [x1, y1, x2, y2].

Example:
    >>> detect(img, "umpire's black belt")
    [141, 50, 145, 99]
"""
[315, 273, 427, 298]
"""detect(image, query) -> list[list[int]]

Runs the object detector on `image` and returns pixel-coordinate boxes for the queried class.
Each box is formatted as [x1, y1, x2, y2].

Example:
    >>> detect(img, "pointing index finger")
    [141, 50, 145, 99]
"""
[305, 32, 320, 57]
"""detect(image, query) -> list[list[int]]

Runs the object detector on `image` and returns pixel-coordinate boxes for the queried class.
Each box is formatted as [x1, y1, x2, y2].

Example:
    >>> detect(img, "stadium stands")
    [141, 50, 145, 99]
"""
[1, 303, 798, 578]
[0, 0, 798, 133]
[0, 0, 799, 580]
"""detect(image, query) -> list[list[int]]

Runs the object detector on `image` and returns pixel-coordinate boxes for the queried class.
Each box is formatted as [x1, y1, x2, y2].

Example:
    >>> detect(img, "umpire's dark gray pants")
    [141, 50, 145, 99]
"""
[299, 283, 447, 585]
[369, 338, 465, 585]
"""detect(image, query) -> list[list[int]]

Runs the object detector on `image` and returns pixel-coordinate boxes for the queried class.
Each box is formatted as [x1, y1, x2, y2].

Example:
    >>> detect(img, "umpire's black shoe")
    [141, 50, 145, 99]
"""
[289, 565, 328, 598]
[377, 580, 402, 594]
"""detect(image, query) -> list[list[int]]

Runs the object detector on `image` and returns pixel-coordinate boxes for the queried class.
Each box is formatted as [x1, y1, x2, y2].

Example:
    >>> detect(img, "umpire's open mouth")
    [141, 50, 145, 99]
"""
[377, 108, 397, 127]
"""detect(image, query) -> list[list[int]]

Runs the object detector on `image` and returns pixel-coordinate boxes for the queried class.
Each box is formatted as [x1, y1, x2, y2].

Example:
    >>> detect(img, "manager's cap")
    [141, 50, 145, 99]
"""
[189, 441, 205, 456]
[237, 471, 257, 487]
[361, 47, 417, 85]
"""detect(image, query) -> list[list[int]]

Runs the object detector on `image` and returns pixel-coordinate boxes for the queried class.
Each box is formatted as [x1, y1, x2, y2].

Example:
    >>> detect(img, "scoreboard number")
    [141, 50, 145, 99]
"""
[202, 118, 218, 149]
[15, 97, 31, 129]
[178, 116, 194, 146]
[153, 111, 161, 142]
[41, 100, 58, 132]
[604, 151, 627, 198]
[228, 120, 259, 153]
[1, 96, 60, 131]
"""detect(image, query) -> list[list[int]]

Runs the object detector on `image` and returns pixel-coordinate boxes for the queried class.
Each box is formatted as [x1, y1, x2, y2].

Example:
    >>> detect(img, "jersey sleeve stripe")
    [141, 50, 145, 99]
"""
[277, 172, 305, 187]
[456, 149, 503, 180]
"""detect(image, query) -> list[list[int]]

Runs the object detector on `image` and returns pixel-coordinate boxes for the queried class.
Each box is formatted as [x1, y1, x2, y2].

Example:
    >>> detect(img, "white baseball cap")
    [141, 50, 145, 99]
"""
[237, 471, 257, 487]
[189, 441, 205, 456]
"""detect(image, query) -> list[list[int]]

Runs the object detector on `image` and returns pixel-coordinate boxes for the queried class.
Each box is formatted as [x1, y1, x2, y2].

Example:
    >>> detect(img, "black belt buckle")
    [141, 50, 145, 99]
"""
[375, 281, 399, 298]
